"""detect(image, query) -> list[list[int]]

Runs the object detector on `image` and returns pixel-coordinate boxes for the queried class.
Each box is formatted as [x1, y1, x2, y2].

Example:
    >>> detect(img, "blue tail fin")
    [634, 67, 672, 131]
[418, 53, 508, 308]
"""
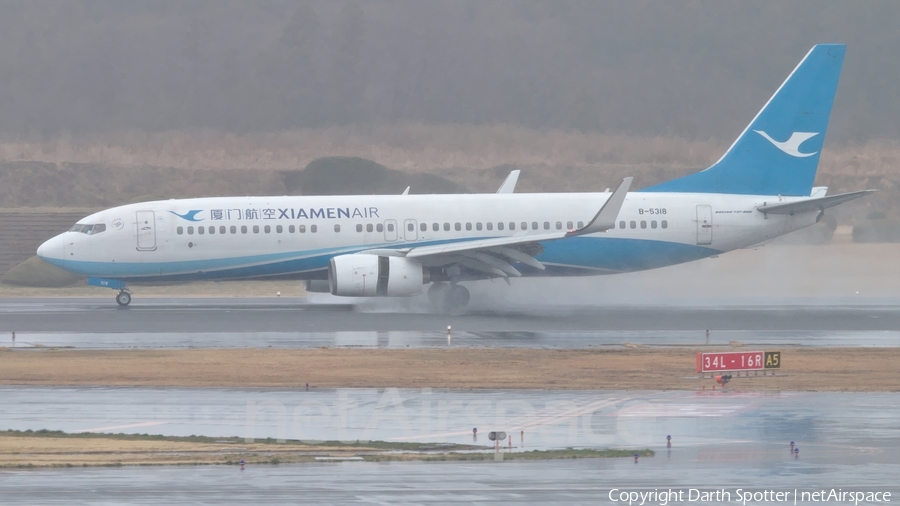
[643, 44, 845, 196]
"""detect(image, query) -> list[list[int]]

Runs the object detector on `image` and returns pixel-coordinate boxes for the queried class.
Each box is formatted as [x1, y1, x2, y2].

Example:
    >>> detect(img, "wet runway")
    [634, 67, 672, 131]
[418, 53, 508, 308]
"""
[3, 458, 899, 505]
[5, 329, 900, 350]
[2, 387, 898, 504]
[4, 298, 900, 335]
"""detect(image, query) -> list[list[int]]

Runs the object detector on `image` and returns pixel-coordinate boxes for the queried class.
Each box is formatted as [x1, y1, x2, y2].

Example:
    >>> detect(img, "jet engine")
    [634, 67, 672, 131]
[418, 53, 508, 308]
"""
[328, 254, 425, 297]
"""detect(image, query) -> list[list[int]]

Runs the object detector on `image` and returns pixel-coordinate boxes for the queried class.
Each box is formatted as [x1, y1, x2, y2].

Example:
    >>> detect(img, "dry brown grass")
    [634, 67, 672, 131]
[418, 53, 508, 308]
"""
[2, 347, 898, 392]
[0, 435, 460, 467]
[3, 125, 897, 178]
[0, 125, 726, 172]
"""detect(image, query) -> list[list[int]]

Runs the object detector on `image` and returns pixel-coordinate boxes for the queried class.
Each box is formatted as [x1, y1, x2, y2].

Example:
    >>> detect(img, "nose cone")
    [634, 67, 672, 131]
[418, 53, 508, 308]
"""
[37, 235, 65, 267]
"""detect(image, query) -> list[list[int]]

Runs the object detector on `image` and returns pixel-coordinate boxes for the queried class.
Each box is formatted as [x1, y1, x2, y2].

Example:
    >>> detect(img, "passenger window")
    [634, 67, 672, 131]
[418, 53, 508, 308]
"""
[299, 225, 306, 233]
[532, 222, 538, 230]
[521, 222, 527, 230]
[177, 226, 184, 235]
[420, 223, 427, 232]
[264, 225, 271, 233]
[335, 224, 341, 232]
[465, 223, 472, 231]
[567, 221, 574, 230]
[661, 220, 668, 229]
[543, 222, 549, 230]
[408, 223, 415, 232]
[443, 223, 450, 231]
[455, 223, 461, 231]
[187, 226, 194, 235]
[556, 221, 562, 230]
[356, 224, 363, 232]
[198, 226, 205, 235]
[253, 225, 259, 234]
[651, 221, 657, 229]
[577, 221, 584, 228]
[640, 221, 646, 229]
[498, 222, 504, 231]
[207, 226, 214, 234]
[630, 221, 636, 229]
[619, 221, 626, 229]
[387, 223, 394, 232]
[486, 222, 493, 231]
[241, 226, 248, 234]
[377, 224, 384, 232]
[366, 224, 373, 232]
[433, 223, 439, 232]
[509, 222, 516, 230]
[476, 223, 482, 231]
[219, 226, 226, 234]
[311, 225, 317, 233]
[289, 225, 295, 233]
[276, 225, 283, 233]
[230, 226, 237, 234]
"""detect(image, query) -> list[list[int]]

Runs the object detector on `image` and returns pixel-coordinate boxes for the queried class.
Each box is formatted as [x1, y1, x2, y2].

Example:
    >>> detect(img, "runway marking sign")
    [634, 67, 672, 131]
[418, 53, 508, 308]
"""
[696, 351, 781, 373]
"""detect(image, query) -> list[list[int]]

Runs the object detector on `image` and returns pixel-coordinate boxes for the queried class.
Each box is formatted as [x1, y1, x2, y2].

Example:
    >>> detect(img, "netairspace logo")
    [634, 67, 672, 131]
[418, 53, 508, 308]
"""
[608, 488, 891, 506]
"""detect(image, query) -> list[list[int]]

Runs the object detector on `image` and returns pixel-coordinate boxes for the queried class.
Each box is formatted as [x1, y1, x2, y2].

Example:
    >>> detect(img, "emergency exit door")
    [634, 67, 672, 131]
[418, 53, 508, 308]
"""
[136, 210, 157, 251]
[696, 205, 712, 245]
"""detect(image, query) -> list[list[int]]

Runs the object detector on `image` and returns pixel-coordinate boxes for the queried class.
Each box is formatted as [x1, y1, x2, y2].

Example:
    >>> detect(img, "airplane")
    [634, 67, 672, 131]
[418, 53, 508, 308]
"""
[37, 44, 873, 310]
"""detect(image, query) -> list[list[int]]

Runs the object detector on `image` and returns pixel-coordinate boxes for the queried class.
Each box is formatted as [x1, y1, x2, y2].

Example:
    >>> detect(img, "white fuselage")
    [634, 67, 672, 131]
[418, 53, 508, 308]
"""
[37, 191, 819, 282]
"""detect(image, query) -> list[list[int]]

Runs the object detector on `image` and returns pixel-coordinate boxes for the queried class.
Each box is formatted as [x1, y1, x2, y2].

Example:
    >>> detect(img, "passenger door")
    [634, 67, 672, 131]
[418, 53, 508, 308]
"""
[696, 204, 712, 245]
[136, 210, 157, 251]
[403, 219, 418, 241]
[384, 219, 398, 242]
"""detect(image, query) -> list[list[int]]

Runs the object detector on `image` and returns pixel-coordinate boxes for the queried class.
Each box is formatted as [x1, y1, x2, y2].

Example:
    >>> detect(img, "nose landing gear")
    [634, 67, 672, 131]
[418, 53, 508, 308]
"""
[87, 277, 131, 307]
[115, 291, 132, 307]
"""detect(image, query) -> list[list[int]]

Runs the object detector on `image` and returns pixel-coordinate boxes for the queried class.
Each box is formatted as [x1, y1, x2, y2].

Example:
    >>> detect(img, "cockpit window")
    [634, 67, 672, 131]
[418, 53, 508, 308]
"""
[68, 223, 106, 235]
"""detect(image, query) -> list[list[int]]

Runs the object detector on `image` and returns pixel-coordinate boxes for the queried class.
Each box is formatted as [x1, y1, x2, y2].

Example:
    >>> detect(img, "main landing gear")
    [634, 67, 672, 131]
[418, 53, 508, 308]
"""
[428, 282, 469, 313]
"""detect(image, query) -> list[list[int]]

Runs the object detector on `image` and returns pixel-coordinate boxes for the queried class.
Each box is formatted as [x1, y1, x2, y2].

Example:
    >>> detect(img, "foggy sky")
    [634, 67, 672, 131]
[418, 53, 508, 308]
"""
[0, 0, 897, 142]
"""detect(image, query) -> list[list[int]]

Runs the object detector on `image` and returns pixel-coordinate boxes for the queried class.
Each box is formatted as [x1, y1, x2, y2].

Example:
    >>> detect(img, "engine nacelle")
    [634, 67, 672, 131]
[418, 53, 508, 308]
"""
[329, 254, 424, 297]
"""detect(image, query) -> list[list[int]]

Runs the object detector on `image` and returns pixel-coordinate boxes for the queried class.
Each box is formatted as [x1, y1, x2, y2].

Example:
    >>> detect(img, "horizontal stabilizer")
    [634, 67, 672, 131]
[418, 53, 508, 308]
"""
[757, 190, 875, 215]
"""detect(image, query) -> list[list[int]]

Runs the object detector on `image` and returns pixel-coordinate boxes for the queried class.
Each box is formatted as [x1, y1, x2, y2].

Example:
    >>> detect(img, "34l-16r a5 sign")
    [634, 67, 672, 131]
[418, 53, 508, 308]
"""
[696, 351, 781, 373]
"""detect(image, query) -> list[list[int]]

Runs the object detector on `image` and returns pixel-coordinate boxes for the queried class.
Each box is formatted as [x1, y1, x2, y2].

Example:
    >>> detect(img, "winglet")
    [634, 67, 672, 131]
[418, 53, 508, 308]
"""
[567, 177, 632, 236]
[496, 170, 521, 194]
[401, 186, 410, 195]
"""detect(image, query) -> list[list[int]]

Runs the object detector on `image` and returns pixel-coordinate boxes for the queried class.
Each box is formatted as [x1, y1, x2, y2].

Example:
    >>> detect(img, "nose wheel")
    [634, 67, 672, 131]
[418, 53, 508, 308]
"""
[115, 291, 132, 307]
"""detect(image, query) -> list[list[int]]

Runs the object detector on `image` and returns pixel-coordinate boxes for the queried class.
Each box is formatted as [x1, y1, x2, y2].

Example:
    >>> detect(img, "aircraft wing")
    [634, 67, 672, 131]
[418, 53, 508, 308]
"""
[757, 189, 875, 215]
[390, 178, 632, 278]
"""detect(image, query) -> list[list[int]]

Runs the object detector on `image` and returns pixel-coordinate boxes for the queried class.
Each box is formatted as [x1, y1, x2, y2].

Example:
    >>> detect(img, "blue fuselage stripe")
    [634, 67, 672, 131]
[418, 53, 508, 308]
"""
[43, 236, 719, 282]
